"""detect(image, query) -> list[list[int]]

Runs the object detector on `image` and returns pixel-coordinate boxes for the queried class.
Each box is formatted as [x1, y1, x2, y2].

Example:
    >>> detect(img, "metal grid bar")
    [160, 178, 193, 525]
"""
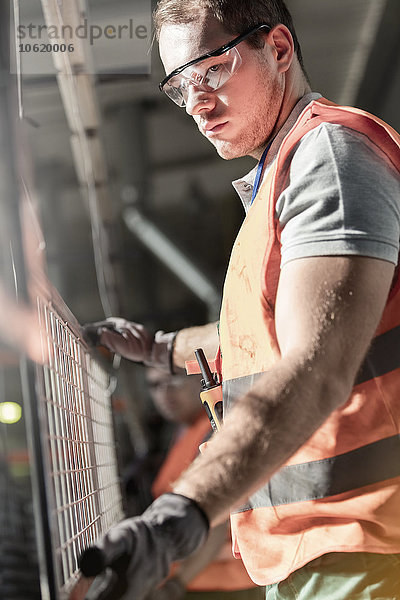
[36, 296, 123, 596]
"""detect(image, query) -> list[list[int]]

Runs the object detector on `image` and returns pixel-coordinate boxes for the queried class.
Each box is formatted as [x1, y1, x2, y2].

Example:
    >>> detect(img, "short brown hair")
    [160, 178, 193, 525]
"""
[154, 0, 305, 71]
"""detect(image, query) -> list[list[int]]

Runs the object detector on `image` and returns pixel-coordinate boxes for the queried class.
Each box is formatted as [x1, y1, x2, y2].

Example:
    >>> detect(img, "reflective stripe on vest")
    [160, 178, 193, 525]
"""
[355, 324, 400, 384]
[219, 98, 400, 585]
[231, 431, 400, 510]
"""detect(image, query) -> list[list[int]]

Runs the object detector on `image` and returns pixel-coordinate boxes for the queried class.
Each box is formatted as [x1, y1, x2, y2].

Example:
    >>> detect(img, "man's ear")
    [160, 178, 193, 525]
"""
[267, 24, 294, 73]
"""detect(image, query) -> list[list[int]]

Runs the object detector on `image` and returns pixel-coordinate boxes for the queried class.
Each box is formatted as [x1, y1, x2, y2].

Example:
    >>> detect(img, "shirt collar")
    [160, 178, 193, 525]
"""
[232, 92, 322, 212]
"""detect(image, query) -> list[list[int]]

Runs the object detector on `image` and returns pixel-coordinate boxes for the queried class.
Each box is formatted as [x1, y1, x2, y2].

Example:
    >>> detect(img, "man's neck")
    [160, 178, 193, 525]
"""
[252, 79, 312, 161]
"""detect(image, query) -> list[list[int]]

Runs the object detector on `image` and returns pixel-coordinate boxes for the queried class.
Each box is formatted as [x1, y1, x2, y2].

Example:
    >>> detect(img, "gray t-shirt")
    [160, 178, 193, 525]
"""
[233, 95, 400, 268]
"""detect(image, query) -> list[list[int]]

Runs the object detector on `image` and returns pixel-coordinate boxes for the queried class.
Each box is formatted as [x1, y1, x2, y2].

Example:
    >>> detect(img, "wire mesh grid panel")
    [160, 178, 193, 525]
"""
[36, 295, 124, 597]
[86, 355, 124, 534]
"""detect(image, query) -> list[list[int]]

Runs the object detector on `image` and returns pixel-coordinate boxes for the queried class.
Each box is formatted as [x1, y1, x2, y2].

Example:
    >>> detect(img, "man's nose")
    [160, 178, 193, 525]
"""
[185, 84, 216, 116]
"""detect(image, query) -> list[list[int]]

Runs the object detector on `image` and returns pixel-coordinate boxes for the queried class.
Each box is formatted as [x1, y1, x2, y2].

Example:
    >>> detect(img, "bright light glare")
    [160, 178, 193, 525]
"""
[0, 401, 22, 424]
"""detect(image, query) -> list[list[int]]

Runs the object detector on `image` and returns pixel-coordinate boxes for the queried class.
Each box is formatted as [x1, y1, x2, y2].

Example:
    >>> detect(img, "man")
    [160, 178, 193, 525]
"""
[79, 1, 400, 599]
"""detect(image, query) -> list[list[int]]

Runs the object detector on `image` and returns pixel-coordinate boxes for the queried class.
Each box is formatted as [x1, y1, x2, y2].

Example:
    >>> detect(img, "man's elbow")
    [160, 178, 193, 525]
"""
[309, 352, 362, 417]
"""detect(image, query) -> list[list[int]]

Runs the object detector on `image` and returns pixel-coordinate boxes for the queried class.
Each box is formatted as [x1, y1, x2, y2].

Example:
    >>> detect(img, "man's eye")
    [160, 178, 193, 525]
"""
[208, 64, 222, 73]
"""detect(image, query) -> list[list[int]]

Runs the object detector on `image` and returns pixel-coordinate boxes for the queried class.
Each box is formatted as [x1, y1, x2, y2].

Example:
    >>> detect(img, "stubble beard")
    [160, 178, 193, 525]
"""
[209, 68, 285, 160]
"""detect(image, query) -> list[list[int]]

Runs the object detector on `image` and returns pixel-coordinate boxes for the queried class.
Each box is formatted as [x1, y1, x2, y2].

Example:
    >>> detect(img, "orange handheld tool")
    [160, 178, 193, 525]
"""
[195, 348, 223, 432]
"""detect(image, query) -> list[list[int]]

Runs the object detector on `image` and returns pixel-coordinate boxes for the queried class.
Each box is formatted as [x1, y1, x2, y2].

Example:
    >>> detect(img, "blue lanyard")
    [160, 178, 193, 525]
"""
[251, 139, 273, 205]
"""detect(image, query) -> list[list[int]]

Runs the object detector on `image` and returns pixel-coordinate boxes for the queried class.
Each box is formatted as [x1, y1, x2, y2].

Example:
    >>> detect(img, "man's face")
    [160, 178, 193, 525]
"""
[159, 15, 285, 159]
[146, 368, 202, 425]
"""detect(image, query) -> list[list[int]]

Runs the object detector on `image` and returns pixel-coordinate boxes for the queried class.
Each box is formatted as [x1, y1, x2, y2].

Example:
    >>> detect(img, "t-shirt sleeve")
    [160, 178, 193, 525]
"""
[275, 123, 400, 267]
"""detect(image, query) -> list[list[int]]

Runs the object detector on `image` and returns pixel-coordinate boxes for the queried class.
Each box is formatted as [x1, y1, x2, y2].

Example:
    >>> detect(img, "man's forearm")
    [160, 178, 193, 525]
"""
[173, 351, 352, 525]
[173, 322, 219, 369]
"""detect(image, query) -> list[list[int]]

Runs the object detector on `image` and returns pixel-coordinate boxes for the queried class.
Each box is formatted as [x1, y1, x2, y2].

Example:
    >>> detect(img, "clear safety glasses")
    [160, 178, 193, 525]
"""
[159, 23, 271, 107]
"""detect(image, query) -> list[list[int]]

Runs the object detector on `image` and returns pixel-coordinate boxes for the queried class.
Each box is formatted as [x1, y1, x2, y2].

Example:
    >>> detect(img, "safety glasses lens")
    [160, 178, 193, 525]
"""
[163, 83, 186, 106]
[163, 47, 242, 107]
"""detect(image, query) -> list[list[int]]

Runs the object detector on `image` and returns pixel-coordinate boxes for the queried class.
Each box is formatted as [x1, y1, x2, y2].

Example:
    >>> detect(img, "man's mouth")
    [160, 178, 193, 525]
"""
[202, 121, 228, 136]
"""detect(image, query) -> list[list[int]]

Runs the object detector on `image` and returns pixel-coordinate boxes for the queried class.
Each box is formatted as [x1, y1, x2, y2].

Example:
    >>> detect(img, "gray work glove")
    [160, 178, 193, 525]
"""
[82, 317, 177, 372]
[79, 493, 209, 600]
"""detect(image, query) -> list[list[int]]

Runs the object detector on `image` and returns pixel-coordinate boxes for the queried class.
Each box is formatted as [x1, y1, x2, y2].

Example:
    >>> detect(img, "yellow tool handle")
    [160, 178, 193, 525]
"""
[200, 386, 223, 432]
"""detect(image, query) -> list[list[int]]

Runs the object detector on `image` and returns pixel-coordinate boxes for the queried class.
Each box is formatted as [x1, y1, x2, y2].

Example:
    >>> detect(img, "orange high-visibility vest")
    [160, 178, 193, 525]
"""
[152, 413, 256, 591]
[219, 98, 400, 585]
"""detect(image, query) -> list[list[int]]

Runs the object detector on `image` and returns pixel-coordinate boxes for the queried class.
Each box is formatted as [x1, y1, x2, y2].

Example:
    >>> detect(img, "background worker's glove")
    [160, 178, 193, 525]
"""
[82, 317, 177, 372]
[79, 493, 209, 600]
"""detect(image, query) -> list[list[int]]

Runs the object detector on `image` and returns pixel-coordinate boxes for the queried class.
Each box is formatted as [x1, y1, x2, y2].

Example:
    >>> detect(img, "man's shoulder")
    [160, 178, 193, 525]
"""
[293, 120, 399, 179]
[297, 120, 378, 156]
[285, 99, 400, 174]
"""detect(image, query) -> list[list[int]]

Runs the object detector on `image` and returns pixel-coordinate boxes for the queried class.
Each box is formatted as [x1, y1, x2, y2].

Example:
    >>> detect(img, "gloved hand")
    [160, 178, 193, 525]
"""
[79, 493, 209, 600]
[82, 317, 177, 372]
